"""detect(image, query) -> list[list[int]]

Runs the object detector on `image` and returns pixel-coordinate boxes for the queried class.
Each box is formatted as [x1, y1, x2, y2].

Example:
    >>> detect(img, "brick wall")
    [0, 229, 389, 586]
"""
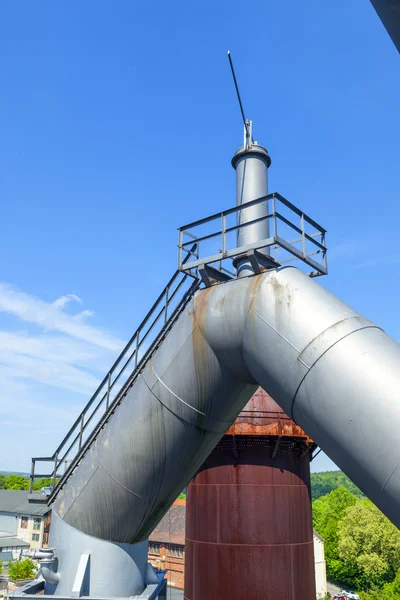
[148, 542, 185, 589]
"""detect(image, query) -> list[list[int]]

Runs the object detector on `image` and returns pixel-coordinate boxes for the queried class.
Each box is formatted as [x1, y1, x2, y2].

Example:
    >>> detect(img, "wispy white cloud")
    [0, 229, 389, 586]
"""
[0, 284, 124, 351]
[0, 349, 101, 395]
[0, 282, 127, 471]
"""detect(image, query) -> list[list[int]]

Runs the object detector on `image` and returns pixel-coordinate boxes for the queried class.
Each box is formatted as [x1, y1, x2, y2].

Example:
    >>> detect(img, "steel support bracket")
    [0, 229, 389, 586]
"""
[246, 249, 280, 274]
[198, 264, 233, 288]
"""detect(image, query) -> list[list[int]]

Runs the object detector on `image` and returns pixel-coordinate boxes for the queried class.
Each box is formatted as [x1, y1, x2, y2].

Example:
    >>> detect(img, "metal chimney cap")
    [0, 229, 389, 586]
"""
[231, 143, 271, 170]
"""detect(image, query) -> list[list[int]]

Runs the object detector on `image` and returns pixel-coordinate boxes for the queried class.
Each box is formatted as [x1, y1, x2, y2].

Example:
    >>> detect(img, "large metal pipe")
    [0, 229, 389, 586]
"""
[55, 265, 400, 541]
[198, 267, 400, 527]
[49, 266, 400, 597]
[231, 129, 271, 277]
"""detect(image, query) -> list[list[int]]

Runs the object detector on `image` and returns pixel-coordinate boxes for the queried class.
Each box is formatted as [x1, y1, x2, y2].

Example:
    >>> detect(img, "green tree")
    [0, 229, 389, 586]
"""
[337, 500, 400, 590]
[32, 478, 53, 491]
[0, 474, 6, 489]
[311, 471, 363, 501]
[359, 569, 400, 599]
[4, 475, 29, 490]
[313, 487, 358, 583]
[8, 558, 37, 581]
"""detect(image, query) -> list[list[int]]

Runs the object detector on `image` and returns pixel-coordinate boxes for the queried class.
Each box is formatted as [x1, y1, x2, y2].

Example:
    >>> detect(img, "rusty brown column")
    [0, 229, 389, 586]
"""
[184, 388, 316, 600]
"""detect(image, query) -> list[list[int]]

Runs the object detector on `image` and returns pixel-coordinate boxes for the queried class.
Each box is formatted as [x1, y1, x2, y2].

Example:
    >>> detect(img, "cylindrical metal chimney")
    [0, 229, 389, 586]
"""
[231, 122, 271, 277]
[184, 388, 316, 600]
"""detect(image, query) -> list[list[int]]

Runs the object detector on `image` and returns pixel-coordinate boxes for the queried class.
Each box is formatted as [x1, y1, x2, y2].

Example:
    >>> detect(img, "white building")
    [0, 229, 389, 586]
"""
[0, 491, 50, 561]
[313, 530, 327, 599]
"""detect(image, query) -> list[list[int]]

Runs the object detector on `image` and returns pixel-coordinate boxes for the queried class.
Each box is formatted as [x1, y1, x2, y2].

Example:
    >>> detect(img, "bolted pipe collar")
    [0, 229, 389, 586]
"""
[231, 143, 271, 170]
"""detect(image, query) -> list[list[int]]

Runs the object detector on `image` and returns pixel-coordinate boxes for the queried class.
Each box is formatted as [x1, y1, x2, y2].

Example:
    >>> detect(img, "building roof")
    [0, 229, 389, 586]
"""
[0, 530, 14, 538]
[313, 530, 325, 542]
[0, 536, 29, 548]
[0, 491, 50, 516]
[149, 502, 186, 545]
[0, 490, 29, 512]
[14, 501, 50, 517]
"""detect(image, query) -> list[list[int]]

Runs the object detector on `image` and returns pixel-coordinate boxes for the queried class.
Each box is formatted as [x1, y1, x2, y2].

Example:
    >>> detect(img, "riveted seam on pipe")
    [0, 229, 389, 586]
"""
[381, 460, 400, 492]
[297, 316, 378, 369]
[97, 454, 142, 499]
[250, 307, 308, 367]
[289, 325, 382, 421]
[151, 365, 206, 416]
[142, 370, 227, 435]
[60, 463, 101, 521]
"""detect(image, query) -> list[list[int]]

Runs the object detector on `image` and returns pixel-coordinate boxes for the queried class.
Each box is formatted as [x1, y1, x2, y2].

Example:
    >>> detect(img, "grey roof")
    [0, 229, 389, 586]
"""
[0, 530, 14, 538]
[0, 491, 50, 516]
[0, 490, 29, 512]
[0, 536, 29, 548]
[14, 502, 50, 517]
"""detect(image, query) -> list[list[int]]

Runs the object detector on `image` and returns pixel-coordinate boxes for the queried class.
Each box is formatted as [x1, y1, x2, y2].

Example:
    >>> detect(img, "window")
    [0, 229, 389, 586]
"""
[168, 544, 183, 558]
[20, 517, 28, 529]
[149, 542, 160, 555]
[32, 533, 40, 542]
[33, 518, 41, 531]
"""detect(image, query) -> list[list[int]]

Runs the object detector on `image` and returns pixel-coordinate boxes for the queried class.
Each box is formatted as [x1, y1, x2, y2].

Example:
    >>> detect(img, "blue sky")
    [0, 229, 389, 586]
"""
[0, 1, 398, 473]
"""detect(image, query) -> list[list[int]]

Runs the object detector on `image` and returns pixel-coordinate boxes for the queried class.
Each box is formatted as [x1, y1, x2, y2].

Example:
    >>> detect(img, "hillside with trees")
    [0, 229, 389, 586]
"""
[311, 470, 364, 501]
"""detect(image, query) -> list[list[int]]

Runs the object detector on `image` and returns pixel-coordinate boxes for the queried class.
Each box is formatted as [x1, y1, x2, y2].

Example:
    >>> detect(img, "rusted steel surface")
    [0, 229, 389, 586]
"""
[226, 388, 313, 440]
[184, 388, 316, 600]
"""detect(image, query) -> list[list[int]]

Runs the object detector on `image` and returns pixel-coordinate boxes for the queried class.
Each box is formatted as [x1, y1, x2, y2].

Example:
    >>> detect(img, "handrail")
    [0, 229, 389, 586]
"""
[178, 192, 327, 278]
[29, 246, 200, 500]
[178, 192, 326, 234]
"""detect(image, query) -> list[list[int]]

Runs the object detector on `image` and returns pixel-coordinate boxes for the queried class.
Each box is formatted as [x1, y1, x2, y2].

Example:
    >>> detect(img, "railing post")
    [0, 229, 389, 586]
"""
[164, 287, 169, 324]
[106, 372, 112, 410]
[134, 331, 140, 368]
[272, 194, 277, 238]
[178, 230, 183, 270]
[52, 453, 58, 490]
[79, 414, 84, 451]
[301, 213, 306, 258]
[322, 232, 327, 272]
[221, 213, 226, 257]
[272, 194, 278, 262]
[29, 459, 35, 494]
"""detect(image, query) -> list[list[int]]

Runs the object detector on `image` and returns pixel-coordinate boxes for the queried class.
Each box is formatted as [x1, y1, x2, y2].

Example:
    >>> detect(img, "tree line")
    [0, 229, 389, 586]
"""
[313, 487, 400, 598]
[0, 473, 52, 491]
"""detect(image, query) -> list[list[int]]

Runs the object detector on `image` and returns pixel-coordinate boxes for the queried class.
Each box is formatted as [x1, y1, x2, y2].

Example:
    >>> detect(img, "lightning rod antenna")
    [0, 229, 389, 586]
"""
[227, 50, 253, 148]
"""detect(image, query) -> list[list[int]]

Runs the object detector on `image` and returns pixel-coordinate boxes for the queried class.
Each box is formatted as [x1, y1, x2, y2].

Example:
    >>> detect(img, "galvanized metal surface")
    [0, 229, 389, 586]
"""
[232, 143, 270, 277]
[46, 510, 149, 597]
[54, 264, 400, 558]
[185, 437, 315, 600]
[54, 285, 258, 543]
[370, 0, 400, 53]
[198, 266, 400, 529]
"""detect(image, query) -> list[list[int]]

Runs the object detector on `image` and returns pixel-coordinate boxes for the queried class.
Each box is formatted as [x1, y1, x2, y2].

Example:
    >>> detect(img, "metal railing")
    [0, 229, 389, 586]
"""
[30, 246, 201, 503]
[178, 192, 327, 278]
